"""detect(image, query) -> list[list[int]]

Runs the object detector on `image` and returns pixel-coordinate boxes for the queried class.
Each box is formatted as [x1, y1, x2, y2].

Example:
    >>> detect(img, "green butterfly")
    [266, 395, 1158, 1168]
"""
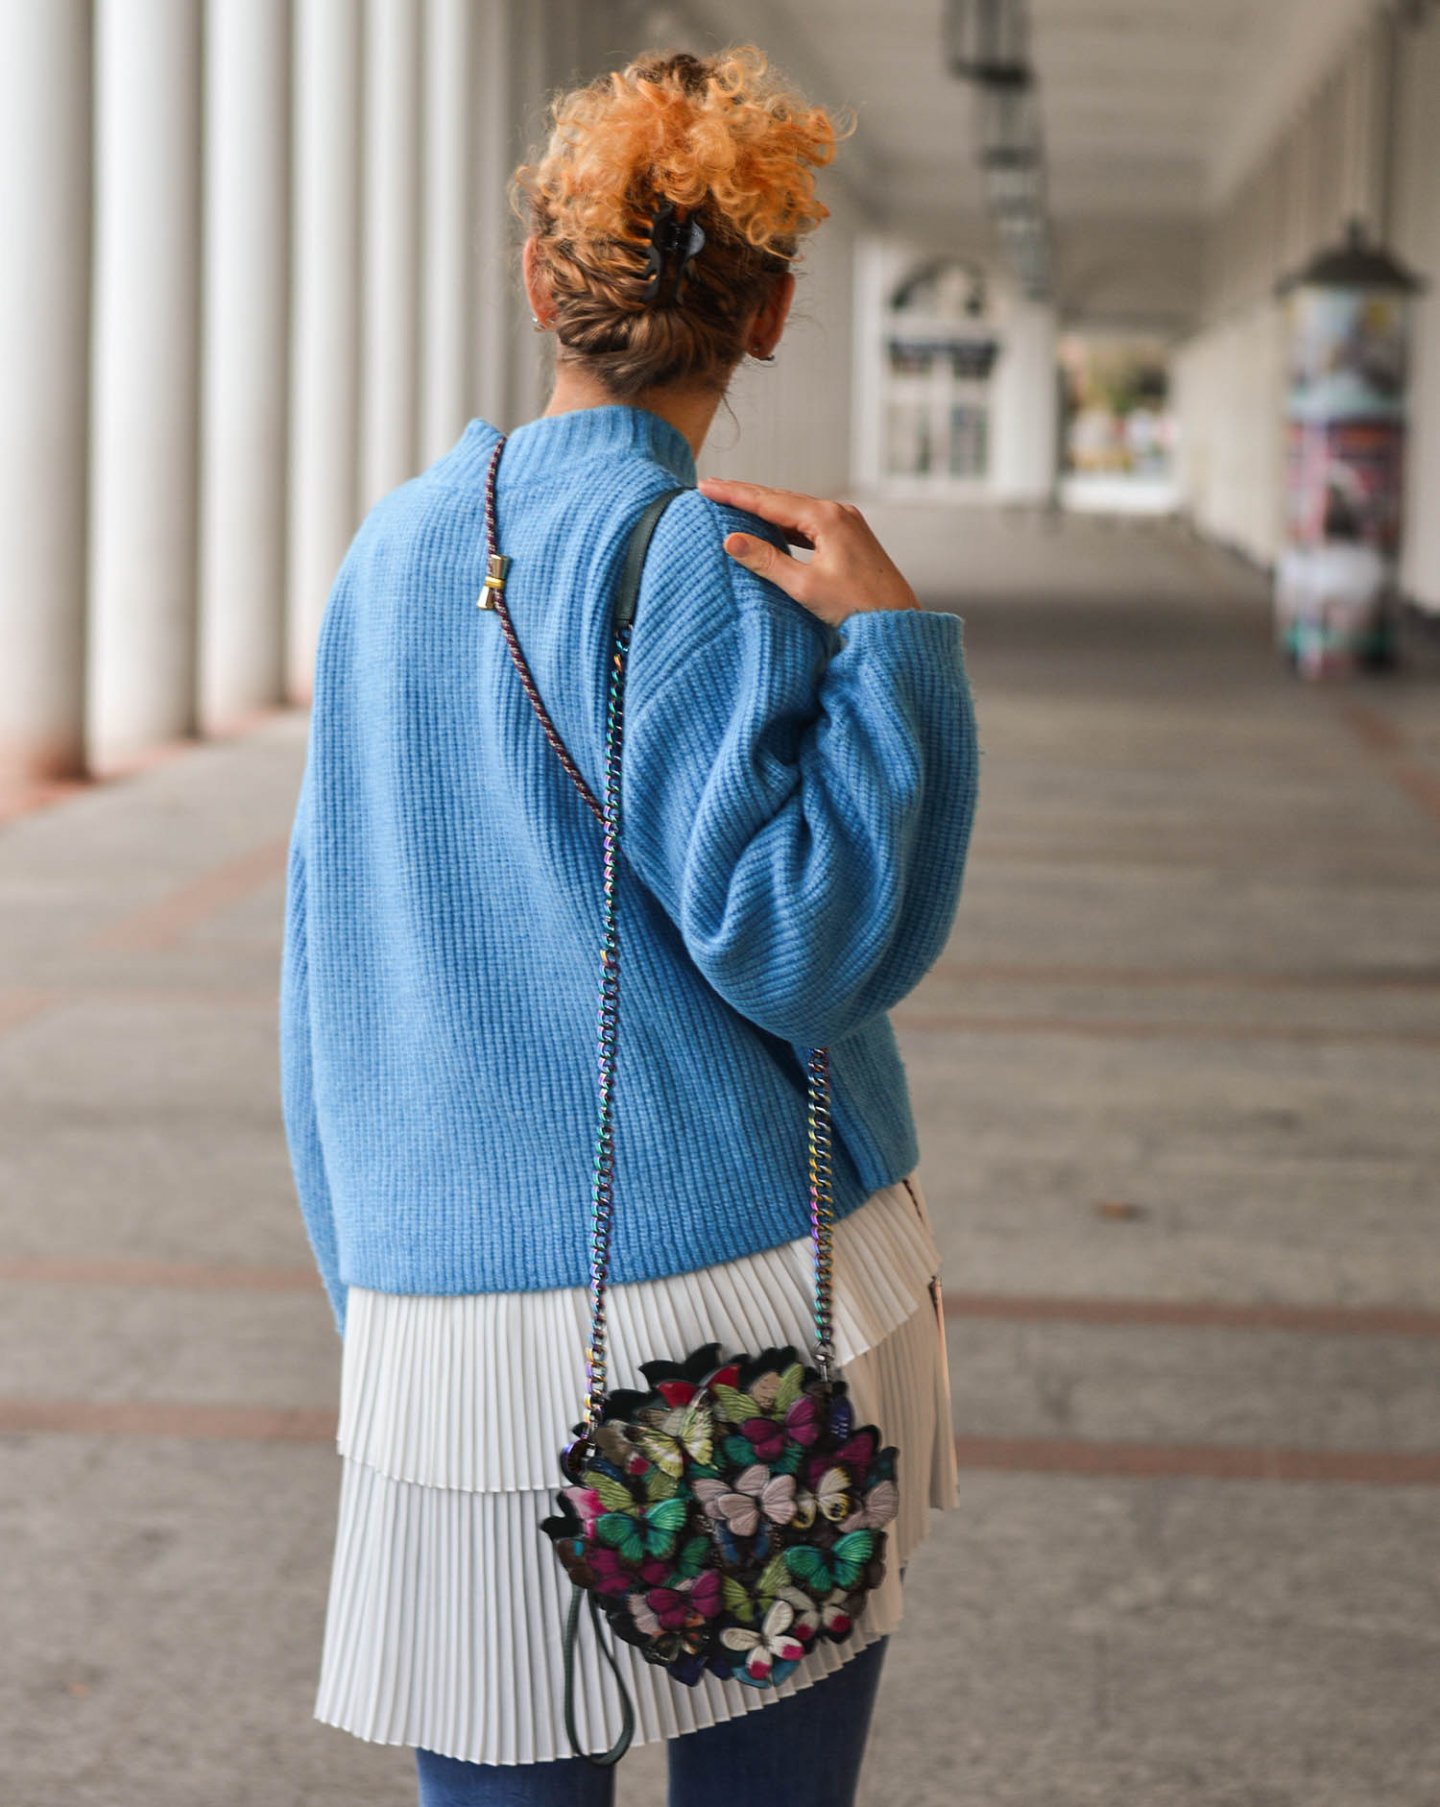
[722, 1575, 756, 1624]
[582, 1469, 640, 1513]
[772, 1362, 806, 1414]
[710, 1383, 761, 1426]
[632, 1399, 715, 1476]
[783, 1530, 876, 1595]
[669, 1534, 711, 1582]
[643, 1464, 680, 1503]
[596, 1495, 688, 1562]
[757, 1550, 789, 1598]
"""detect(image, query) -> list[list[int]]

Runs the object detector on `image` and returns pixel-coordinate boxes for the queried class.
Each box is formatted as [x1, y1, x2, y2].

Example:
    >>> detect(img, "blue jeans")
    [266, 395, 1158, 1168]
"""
[414, 1632, 889, 1807]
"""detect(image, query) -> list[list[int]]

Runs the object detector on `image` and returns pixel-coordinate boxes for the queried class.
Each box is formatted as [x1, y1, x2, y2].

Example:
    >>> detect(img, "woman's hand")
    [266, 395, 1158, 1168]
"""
[696, 476, 920, 627]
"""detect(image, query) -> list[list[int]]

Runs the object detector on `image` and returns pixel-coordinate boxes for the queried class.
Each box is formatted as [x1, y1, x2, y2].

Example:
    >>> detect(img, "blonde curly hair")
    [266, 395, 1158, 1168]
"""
[509, 46, 852, 399]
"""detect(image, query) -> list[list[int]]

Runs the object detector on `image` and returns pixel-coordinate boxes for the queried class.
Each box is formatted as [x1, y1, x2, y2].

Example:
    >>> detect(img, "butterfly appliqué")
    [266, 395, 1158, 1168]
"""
[541, 1342, 899, 1688]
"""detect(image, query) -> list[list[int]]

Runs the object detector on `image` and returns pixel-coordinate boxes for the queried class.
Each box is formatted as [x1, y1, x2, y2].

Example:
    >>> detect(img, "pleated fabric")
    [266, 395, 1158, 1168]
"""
[313, 1175, 958, 1766]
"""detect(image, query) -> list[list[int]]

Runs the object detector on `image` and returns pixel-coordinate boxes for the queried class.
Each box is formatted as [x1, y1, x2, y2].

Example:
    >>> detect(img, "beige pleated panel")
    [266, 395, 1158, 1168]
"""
[313, 1176, 959, 1766]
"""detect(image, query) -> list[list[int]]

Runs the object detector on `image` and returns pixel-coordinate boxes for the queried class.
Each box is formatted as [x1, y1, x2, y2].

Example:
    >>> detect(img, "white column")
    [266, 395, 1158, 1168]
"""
[361, 0, 423, 509]
[89, 0, 203, 769]
[506, 0, 556, 427]
[990, 294, 1059, 505]
[200, 0, 291, 733]
[0, 1, 92, 783]
[288, 0, 362, 702]
[472, 0, 519, 429]
[420, 0, 474, 464]
[849, 237, 888, 497]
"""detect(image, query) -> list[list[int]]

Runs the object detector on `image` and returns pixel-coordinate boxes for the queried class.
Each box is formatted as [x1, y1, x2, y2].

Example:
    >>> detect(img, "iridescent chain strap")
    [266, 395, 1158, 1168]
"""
[807, 1046, 837, 1381]
[478, 434, 839, 1469]
[582, 618, 628, 1438]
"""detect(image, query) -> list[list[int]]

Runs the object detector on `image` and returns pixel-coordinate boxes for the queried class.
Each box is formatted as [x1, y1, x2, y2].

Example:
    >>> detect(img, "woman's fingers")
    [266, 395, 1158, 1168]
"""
[719, 531, 812, 603]
[698, 474, 919, 626]
[696, 475, 827, 544]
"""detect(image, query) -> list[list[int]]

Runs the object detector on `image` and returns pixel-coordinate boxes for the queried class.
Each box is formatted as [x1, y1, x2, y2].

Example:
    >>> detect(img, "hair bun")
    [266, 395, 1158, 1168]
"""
[510, 46, 854, 400]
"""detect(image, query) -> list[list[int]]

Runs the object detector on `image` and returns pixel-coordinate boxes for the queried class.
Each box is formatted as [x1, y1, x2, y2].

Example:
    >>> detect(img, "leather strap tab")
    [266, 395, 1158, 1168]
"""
[615, 486, 687, 629]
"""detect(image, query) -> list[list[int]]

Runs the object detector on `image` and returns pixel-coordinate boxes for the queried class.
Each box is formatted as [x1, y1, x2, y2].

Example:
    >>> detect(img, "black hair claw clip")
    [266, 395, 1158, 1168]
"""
[641, 196, 706, 305]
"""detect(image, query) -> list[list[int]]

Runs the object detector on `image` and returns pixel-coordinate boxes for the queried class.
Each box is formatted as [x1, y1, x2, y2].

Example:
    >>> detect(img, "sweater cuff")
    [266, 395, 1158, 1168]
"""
[832, 603, 967, 674]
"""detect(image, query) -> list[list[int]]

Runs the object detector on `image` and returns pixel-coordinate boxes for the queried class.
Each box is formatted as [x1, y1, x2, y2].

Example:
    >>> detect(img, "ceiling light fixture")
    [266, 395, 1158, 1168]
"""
[943, 0, 1030, 86]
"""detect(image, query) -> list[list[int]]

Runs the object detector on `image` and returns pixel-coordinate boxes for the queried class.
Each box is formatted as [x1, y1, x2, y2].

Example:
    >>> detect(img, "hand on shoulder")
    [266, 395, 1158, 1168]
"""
[696, 476, 920, 628]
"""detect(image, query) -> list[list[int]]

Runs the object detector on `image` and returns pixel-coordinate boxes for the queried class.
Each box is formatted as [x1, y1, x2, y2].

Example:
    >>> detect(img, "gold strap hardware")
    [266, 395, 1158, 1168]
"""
[477, 552, 511, 610]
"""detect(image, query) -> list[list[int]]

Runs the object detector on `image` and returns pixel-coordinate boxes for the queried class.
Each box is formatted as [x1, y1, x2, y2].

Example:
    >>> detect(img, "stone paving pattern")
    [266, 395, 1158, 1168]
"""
[2, 510, 1438, 1805]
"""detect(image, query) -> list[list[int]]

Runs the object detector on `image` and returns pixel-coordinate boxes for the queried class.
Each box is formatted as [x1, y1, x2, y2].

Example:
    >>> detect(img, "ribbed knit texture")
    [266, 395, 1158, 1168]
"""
[279, 405, 980, 1335]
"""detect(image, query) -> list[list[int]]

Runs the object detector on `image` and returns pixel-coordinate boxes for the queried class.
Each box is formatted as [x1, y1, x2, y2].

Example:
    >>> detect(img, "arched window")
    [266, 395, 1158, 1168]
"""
[881, 256, 999, 490]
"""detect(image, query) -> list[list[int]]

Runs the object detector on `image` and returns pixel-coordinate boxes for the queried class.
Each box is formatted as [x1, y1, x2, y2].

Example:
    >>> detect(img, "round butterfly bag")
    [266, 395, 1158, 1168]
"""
[543, 1341, 897, 1702]
[477, 439, 899, 1764]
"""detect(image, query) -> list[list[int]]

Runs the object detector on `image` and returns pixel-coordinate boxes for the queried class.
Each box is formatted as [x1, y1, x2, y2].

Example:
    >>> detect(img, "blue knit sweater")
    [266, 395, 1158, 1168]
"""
[279, 404, 980, 1335]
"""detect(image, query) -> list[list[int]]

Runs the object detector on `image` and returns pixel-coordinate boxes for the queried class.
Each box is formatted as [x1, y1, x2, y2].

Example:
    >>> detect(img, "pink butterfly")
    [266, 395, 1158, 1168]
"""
[589, 1546, 669, 1596]
[694, 1464, 797, 1538]
[785, 1394, 822, 1447]
[738, 1417, 785, 1461]
[653, 1570, 723, 1630]
[740, 1394, 820, 1462]
[629, 1569, 723, 1638]
[562, 1485, 604, 1532]
[807, 1429, 876, 1490]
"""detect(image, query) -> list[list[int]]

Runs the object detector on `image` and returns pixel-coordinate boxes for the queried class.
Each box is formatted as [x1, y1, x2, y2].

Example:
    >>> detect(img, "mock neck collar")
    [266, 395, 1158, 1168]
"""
[454, 404, 698, 489]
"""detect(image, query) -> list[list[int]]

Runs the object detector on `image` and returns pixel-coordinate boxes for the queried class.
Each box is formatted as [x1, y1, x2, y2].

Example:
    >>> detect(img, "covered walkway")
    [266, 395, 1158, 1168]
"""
[3, 513, 1437, 1805]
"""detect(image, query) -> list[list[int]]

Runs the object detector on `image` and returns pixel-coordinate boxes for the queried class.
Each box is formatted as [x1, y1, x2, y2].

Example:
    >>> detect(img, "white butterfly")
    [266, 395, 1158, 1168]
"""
[693, 1463, 796, 1538]
[720, 1598, 805, 1681]
[776, 1581, 863, 1639]
[774, 1584, 821, 1642]
[819, 1586, 862, 1637]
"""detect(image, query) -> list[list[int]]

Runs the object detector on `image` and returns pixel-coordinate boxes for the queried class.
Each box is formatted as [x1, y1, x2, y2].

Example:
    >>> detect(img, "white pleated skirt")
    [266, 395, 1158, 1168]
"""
[313, 1172, 958, 1767]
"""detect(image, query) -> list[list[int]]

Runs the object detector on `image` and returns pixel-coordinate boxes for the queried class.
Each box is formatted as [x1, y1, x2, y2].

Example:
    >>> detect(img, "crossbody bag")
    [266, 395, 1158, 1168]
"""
[476, 434, 900, 1764]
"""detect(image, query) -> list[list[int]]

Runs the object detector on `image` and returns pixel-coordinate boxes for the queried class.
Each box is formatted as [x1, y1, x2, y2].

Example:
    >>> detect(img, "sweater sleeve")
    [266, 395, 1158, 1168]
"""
[278, 761, 347, 1337]
[620, 502, 981, 1047]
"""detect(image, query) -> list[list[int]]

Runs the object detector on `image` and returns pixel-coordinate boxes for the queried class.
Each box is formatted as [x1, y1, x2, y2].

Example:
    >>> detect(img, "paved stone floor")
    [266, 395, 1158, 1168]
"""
[2, 509, 1438, 1806]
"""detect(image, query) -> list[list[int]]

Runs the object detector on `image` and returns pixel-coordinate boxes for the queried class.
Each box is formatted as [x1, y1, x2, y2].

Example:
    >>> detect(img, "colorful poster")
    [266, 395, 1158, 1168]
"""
[1284, 419, 1405, 554]
[1279, 284, 1408, 675]
[1286, 289, 1406, 420]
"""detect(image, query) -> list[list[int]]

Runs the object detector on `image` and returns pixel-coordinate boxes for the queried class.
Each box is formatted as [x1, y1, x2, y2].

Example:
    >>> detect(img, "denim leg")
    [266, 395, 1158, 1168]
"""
[665, 1634, 890, 1807]
[414, 1746, 617, 1807]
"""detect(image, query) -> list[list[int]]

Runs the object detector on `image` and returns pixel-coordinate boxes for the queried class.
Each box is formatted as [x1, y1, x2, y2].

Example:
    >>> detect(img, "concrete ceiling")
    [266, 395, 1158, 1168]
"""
[672, 0, 1378, 228]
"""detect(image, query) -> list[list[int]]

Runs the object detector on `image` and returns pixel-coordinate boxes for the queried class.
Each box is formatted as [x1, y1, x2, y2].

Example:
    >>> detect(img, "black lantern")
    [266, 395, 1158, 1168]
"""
[994, 210, 1053, 300]
[1275, 217, 1424, 299]
[977, 78, 1041, 163]
[944, 0, 1030, 85]
[977, 77, 1043, 218]
[985, 157, 1045, 218]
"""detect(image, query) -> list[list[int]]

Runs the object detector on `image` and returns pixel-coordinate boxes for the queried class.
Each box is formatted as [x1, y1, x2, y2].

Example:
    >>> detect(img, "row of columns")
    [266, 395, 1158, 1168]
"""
[0, 0, 593, 784]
